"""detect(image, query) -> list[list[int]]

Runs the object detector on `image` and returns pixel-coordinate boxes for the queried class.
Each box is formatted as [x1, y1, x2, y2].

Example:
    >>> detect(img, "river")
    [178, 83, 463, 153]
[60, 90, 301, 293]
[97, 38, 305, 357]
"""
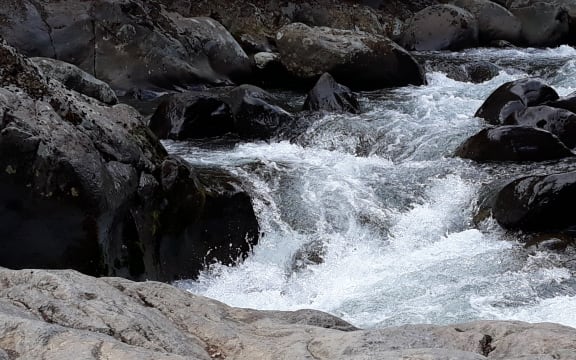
[166, 45, 576, 329]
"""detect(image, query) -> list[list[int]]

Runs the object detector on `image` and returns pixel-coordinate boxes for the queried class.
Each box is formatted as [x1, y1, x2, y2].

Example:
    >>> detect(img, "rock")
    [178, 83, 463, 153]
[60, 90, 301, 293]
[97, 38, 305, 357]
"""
[508, 1, 571, 47]
[227, 84, 293, 139]
[276, 22, 426, 90]
[474, 78, 559, 125]
[505, 105, 576, 148]
[0, 39, 259, 282]
[465, 61, 501, 83]
[31, 57, 118, 105]
[0, 1, 252, 92]
[455, 126, 574, 161]
[547, 93, 576, 114]
[303, 73, 361, 114]
[493, 171, 576, 231]
[2, 267, 576, 359]
[148, 91, 234, 139]
[149, 85, 292, 140]
[451, 0, 522, 44]
[399, 4, 479, 51]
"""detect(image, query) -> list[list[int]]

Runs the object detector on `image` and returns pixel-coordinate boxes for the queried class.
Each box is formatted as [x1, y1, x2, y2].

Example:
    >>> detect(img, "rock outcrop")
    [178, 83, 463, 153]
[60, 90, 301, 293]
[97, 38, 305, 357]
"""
[276, 22, 426, 90]
[31, 57, 118, 105]
[2, 267, 576, 359]
[0, 0, 252, 93]
[0, 39, 259, 282]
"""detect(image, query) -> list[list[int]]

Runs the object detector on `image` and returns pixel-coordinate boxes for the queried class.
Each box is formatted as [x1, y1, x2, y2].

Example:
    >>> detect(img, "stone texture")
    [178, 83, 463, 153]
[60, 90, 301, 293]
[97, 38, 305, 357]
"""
[2, 267, 576, 359]
[276, 22, 425, 90]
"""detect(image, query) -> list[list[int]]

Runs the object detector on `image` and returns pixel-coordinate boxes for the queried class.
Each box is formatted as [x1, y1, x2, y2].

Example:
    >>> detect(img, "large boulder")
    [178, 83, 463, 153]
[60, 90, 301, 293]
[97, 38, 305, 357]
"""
[148, 91, 234, 139]
[493, 171, 576, 231]
[399, 4, 479, 51]
[508, 1, 571, 47]
[0, 0, 252, 93]
[2, 267, 576, 359]
[303, 73, 361, 114]
[504, 105, 576, 148]
[451, 0, 522, 44]
[474, 78, 559, 125]
[455, 126, 574, 161]
[149, 85, 292, 140]
[276, 22, 426, 90]
[0, 39, 259, 281]
[31, 57, 118, 105]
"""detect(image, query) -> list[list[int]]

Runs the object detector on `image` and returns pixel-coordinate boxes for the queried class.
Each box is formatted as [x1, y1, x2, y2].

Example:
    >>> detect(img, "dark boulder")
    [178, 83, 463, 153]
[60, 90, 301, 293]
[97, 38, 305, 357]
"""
[465, 61, 501, 83]
[474, 78, 559, 125]
[31, 57, 118, 105]
[547, 93, 576, 114]
[148, 91, 234, 140]
[0, 39, 259, 282]
[455, 126, 574, 161]
[276, 23, 426, 90]
[508, 1, 570, 47]
[504, 105, 576, 148]
[452, 0, 522, 44]
[493, 171, 576, 231]
[227, 85, 293, 139]
[399, 4, 479, 51]
[0, 0, 252, 93]
[150, 85, 292, 140]
[303, 73, 361, 114]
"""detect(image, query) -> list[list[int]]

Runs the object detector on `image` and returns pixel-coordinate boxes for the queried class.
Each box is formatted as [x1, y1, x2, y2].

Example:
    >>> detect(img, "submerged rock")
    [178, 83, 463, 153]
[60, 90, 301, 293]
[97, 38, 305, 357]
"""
[276, 22, 426, 90]
[455, 126, 574, 161]
[399, 4, 479, 51]
[475, 78, 559, 125]
[0, 39, 259, 281]
[2, 267, 576, 359]
[303, 73, 361, 114]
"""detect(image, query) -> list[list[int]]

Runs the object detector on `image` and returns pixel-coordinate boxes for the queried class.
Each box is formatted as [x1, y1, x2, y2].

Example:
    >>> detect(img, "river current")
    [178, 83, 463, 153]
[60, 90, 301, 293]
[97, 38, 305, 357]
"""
[167, 46, 576, 329]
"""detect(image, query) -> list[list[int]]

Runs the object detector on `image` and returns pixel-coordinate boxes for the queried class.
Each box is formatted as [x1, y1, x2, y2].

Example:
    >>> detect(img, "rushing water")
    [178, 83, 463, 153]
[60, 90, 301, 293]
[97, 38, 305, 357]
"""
[168, 46, 576, 329]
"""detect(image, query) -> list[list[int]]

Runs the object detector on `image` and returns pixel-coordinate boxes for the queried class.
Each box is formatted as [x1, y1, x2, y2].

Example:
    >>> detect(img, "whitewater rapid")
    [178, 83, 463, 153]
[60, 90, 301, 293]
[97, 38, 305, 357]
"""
[168, 46, 576, 329]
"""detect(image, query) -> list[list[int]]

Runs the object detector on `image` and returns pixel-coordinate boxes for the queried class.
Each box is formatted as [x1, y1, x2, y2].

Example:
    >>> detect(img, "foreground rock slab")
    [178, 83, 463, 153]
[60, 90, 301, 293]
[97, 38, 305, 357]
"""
[1, 267, 576, 359]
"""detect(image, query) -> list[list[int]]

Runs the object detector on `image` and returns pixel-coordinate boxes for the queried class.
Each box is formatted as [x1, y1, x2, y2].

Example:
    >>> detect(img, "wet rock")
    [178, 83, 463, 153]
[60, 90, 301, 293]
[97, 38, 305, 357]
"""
[399, 4, 479, 51]
[504, 105, 576, 148]
[493, 171, 576, 231]
[227, 84, 293, 139]
[31, 57, 118, 105]
[0, 1, 251, 92]
[150, 85, 292, 140]
[2, 268, 576, 359]
[455, 126, 574, 161]
[547, 93, 576, 114]
[474, 78, 559, 125]
[148, 91, 234, 139]
[303, 73, 361, 114]
[509, 1, 571, 47]
[452, 0, 522, 44]
[276, 22, 426, 90]
[0, 39, 259, 281]
[465, 61, 501, 83]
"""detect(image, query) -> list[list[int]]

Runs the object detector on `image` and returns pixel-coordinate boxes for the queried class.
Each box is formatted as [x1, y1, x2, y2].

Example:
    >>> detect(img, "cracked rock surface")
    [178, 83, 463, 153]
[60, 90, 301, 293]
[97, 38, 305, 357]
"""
[1, 267, 576, 359]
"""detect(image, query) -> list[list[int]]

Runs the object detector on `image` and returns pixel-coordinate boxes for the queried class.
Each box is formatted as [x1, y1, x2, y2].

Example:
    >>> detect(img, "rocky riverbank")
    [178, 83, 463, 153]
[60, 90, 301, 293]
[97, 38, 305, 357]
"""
[2, 0, 576, 358]
[2, 266, 576, 359]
